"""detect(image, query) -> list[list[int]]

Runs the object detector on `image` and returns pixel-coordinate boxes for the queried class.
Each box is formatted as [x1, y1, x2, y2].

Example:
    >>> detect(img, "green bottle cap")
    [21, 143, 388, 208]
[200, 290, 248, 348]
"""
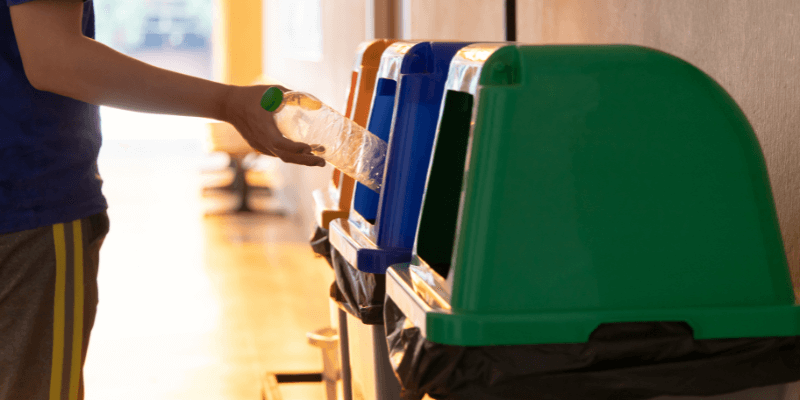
[260, 87, 284, 112]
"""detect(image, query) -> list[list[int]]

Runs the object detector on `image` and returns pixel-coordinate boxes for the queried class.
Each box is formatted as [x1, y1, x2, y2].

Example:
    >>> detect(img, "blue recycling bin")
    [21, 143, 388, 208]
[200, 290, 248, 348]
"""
[330, 41, 472, 275]
[328, 41, 472, 318]
[327, 41, 473, 400]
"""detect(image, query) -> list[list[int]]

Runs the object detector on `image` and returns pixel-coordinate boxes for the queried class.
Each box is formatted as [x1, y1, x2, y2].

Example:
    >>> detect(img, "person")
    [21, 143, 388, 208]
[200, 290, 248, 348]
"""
[0, 0, 325, 399]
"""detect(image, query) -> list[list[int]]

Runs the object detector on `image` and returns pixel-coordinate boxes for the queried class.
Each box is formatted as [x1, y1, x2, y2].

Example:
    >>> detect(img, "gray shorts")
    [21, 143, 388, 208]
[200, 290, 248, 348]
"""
[0, 212, 109, 400]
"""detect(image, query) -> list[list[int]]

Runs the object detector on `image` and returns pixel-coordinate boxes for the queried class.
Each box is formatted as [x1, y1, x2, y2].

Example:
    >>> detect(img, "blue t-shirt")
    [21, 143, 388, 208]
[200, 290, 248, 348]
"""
[1, 0, 106, 234]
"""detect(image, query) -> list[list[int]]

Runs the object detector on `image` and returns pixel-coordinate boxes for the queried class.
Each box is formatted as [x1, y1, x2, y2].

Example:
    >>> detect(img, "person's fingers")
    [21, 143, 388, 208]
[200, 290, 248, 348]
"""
[274, 149, 326, 167]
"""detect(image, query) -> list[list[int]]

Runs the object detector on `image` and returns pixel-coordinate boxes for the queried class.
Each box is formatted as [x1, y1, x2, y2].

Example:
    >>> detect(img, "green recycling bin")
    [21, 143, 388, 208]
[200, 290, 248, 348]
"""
[385, 44, 800, 400]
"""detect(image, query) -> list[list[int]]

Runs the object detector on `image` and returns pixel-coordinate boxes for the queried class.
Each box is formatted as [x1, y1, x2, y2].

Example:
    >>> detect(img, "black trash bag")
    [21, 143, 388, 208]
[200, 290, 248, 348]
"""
[309, 224, 333, 267]
[384, 298, 800, 400]
[329, 247, 385, 325]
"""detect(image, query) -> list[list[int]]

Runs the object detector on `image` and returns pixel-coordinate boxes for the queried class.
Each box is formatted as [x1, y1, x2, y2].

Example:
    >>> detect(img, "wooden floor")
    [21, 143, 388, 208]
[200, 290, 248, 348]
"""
[84, 137, 334, 400]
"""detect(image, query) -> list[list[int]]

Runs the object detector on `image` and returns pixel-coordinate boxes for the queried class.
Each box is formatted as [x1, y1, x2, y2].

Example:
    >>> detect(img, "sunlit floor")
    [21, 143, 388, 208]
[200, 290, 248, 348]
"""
[84, 134, 334, 400]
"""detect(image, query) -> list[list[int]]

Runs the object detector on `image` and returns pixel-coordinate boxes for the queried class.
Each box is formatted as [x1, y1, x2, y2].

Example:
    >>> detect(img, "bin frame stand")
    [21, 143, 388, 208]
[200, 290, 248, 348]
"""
[387, 43, 800, 348]
[312, 40, 395, 231]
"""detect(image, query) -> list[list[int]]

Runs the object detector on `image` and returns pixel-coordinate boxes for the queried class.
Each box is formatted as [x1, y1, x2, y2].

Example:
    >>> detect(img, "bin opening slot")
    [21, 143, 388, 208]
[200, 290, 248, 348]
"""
[352, 78, 397, 224]
[415, 90, 473, 279]
[589, 321, 695, 341]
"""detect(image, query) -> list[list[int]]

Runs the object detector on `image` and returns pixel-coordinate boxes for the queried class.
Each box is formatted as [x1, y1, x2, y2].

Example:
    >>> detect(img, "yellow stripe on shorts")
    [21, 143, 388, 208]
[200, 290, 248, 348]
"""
[69, 220, 84, 400]
[50, 223, 67, 400]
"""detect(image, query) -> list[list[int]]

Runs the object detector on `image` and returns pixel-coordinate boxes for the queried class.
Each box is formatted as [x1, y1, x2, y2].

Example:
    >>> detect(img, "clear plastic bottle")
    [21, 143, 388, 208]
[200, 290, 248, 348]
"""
[260, 87, 387, 192]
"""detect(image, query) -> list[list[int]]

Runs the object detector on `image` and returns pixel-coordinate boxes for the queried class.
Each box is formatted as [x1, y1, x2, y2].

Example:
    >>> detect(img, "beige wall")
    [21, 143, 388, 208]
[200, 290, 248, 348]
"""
[212, 0, 263, 85]
[402, 0, 506, 41]
[263, 0, 368, 234]
[516, 0, 800, 298]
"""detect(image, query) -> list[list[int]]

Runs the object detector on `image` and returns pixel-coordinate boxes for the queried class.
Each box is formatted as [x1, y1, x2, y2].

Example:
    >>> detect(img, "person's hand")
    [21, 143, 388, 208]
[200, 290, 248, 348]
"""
[222, 85, 326, 167]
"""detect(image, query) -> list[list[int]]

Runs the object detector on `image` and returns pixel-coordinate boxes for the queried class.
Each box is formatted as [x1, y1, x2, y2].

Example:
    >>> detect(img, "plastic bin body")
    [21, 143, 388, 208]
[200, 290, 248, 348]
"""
[312, 39, 394, 230]
[383, 42, 800, 400]
[329, 41, 473, 275]
[386, 44, 800, 347]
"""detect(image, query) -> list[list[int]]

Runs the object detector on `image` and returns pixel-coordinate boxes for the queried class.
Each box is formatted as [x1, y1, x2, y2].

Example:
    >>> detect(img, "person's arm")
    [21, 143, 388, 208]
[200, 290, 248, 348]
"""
[9, 0, 324, 166]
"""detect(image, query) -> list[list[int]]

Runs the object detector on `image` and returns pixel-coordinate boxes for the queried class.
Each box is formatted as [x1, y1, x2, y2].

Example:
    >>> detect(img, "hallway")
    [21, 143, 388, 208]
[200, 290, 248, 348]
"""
[84, 137, 333, 400]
